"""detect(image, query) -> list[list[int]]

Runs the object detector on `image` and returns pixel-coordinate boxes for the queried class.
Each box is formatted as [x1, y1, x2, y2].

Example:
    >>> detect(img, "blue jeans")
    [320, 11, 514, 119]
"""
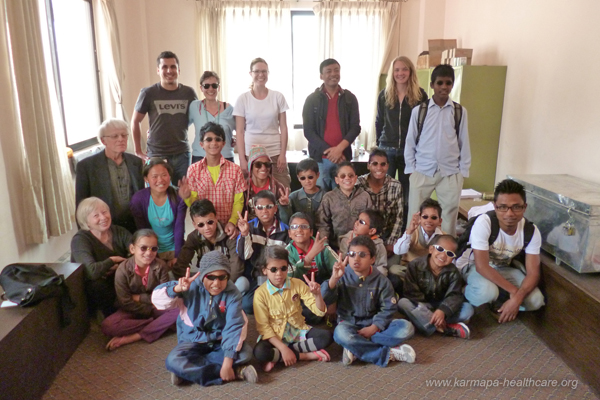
[462, 264, 545, 311]
[317, 158, 338, 192]
[158, 152, 191, 186]
[333, 319, 414, 367]
[165, 341, 253, 386]
[379, 146, 410, 231]
[397, 298, 474, 336]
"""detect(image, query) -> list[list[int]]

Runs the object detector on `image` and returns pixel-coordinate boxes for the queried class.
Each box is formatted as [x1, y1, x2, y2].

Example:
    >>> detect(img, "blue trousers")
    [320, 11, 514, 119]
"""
[333, 319, 414, 367]
[397, 298, 474, 336]
[317, 158, 338, 192]
[165, 341, 253, 386]
[154, 152, 190, 186]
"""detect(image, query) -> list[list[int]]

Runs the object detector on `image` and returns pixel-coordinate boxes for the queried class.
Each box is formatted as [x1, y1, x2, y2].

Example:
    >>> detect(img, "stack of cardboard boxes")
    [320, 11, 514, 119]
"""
[417, 39, 473, 69]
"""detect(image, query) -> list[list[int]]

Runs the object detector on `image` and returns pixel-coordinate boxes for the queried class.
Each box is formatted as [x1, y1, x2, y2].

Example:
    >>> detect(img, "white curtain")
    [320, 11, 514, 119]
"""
[314, 1, 401, 150]
[92, 0, 126, 121]
[1, 0, 74, 244]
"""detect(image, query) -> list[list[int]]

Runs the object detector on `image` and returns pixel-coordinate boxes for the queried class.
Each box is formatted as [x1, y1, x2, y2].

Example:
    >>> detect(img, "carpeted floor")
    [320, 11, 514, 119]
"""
[43, 309, 598, 400]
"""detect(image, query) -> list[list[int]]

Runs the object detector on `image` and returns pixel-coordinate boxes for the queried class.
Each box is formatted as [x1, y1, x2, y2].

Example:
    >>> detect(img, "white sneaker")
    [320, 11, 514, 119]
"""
[342, 348, 356, 366]
[389, 344, 416, 364]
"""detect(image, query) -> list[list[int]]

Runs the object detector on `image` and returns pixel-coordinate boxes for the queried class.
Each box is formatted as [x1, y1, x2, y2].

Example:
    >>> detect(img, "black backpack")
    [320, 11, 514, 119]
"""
[415, 100, 463, 145]
[0, 264, 75, 326]
[455, 210, 535, 262]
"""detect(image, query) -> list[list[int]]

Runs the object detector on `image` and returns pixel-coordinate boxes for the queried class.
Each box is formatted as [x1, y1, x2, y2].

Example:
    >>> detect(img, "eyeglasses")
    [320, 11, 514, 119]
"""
[205, 274, 229, 281]
[196, 220, 215, 228]
[137, 245, 158, 253]
[268, 266, 288, 273]
[253, 161, 272, 169]
[290, 224, 310, 230]
[347, 251, 370, 259]
[203, 137, 224, 143]
[369, 161, 388, 167]
[421, 215, 439, 220]
[252, 70, 269, 75]
[358, 219, 369, 226]
[432, 245, 456, 258]
[299, 175, 315, 181]
[495, 204, 526, 212]
[255, 204, 275, 210]
[202, 83, 219, 89]
[338, 173, 356, 180]
[103, 133, 128, 140]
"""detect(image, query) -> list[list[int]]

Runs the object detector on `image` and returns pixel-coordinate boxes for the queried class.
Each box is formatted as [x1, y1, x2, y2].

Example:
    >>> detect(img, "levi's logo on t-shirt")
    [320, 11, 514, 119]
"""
[155, 100, 188, 115]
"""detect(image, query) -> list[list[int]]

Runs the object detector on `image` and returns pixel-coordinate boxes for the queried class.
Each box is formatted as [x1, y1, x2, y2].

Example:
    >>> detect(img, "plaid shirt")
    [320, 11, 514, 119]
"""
[356, 174, 403, 246]
[187, 157, 247, 225]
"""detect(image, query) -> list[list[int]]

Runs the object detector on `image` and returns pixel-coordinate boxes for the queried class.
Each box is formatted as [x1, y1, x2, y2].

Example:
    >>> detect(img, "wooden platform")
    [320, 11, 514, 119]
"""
[0, 263, 89, 400]
[521, 253, 600, 394]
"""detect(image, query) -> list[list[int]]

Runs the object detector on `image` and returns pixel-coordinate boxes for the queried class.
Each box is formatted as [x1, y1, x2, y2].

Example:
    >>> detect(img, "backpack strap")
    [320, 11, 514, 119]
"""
[453, 101, 462, 139]
[485, 210, 500, 247]
[416, 100, 463, 146]
[523, 218, 535, 249]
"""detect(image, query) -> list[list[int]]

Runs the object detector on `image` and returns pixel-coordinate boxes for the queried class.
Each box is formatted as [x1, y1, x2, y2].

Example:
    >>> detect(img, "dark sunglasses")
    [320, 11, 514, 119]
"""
[421, 215, 439, 220]
[196, 220, 215, 228]
[268, 266, 288, 273]
[433, 245, 456, 258]
[255, 204, 275, 211]
[205, 274, 229, 281]
[347, 251, 370, 259]
[369, 161, 388, 167]
[253, 161, 272, 169]
[137, 245, 158, 253]
[299, 175, 315, 181]
[358, 219, 369, 226]
[202, 83, 219, 89]
[203, 137, 224, 143]
[338, 173, 356, 179]
[289, 224, 310, 230]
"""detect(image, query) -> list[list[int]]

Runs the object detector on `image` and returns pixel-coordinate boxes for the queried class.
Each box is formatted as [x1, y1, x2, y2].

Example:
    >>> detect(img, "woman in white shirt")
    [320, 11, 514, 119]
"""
[234, 58, 291, 187]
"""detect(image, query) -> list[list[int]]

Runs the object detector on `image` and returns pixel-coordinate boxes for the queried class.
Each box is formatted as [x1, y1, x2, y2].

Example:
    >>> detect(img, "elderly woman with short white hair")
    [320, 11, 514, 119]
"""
[71, 197, 132, 317]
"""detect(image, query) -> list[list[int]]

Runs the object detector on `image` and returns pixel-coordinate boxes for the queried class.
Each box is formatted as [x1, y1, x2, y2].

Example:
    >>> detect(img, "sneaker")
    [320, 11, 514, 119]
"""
[446, 322, 470, 339]
[389, 344, 416, 364]
[170, 372, 183, 386]
[236, 365, 258, 383]
[342, 348, 356, 366]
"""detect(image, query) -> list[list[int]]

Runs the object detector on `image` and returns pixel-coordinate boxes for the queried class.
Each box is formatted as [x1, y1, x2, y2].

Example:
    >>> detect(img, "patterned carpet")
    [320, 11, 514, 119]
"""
[43, 309, 598, 400]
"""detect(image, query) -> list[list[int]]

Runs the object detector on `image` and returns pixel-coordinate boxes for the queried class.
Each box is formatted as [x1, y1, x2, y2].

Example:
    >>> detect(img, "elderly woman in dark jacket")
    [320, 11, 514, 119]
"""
[71, 197, 132, 317]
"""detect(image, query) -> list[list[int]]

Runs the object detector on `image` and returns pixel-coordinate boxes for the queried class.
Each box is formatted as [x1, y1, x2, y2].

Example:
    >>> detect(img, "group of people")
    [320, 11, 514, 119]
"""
[71, 50, 545, 387]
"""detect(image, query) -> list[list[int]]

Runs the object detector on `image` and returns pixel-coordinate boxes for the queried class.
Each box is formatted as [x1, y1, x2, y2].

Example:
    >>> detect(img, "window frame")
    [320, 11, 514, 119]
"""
[290, 10, 316, 130]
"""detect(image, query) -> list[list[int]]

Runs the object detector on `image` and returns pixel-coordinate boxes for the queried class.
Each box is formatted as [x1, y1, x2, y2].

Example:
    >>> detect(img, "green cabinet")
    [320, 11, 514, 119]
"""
[417, 66, 507, 193]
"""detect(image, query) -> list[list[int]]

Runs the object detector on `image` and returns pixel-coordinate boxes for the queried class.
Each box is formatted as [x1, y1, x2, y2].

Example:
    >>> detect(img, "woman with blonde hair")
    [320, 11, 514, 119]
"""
[375, 56, 428, 227]
[234, 57, 291, 187]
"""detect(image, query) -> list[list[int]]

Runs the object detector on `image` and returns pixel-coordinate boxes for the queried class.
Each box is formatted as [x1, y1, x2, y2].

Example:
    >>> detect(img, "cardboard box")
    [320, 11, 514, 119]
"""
[428, 39, 457, 67]
[417, 54, 430, 69]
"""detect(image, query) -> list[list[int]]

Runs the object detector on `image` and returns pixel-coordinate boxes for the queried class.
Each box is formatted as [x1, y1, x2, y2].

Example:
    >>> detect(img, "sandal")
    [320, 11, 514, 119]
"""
[313, 349, 331, 362]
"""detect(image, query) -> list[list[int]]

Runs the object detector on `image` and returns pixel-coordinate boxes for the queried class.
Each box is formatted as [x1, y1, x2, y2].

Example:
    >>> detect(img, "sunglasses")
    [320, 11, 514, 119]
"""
[369, 161, 388, 167]
[205, 274, 229, 281]
[358, 219, 369, 226]
[421, 215, 439, 220]
[203, 137, 224, 143]
[253, 161, 272, 169]
[137, 245, 158, 253]
[255, 204, 275, 210]
[202, 83, 219, 89]
[290, 224, 310, 230]
[196, 220, 215, 228]
[347, 251, 370, 259]
[338, 173, 356, 180]
[433, 245, 456, 258]
[299, 175, 315, 181]
[268, 266, 288, 273]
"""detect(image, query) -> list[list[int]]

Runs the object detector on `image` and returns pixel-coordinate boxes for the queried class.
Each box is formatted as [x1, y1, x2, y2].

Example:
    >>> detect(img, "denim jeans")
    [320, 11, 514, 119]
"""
[397, 298, 474, 336]
[158, 152, 191, 186]
[462, 264, 545, 311]
[333, 319, 414, 367]
[317, 158, 338, 192]
[165, 341, 253, 386]
[379, 146, 410, 231]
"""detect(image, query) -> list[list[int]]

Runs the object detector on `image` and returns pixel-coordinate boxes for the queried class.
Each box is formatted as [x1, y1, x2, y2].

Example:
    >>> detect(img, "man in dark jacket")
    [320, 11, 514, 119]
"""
[302, 59, 360, 191]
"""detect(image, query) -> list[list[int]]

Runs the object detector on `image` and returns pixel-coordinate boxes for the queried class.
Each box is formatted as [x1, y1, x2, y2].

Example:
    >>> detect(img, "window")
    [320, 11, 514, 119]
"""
[40, 0, 102, 151]
[291, 11, 319, 127]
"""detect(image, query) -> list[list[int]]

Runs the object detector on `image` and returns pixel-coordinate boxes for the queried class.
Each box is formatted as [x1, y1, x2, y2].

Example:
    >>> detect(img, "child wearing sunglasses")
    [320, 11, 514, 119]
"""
[244, 146, 287, 221]
[174, 199, 245, 290]
[101, 229, 178, 351]
[253, 246, 333, 372]
[393, 198, 445, 265]
[316, 161, 372, 250]
[398, 235, 473, 339]
[152, 251, 257, 386]
[279, 157, 324, 229]
[236, 190, 290, 315]
[322, 235, 416, 367]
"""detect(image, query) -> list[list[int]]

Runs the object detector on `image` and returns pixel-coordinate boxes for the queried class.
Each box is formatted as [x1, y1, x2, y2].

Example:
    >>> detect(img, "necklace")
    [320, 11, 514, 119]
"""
[201, 99, 221, 124]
